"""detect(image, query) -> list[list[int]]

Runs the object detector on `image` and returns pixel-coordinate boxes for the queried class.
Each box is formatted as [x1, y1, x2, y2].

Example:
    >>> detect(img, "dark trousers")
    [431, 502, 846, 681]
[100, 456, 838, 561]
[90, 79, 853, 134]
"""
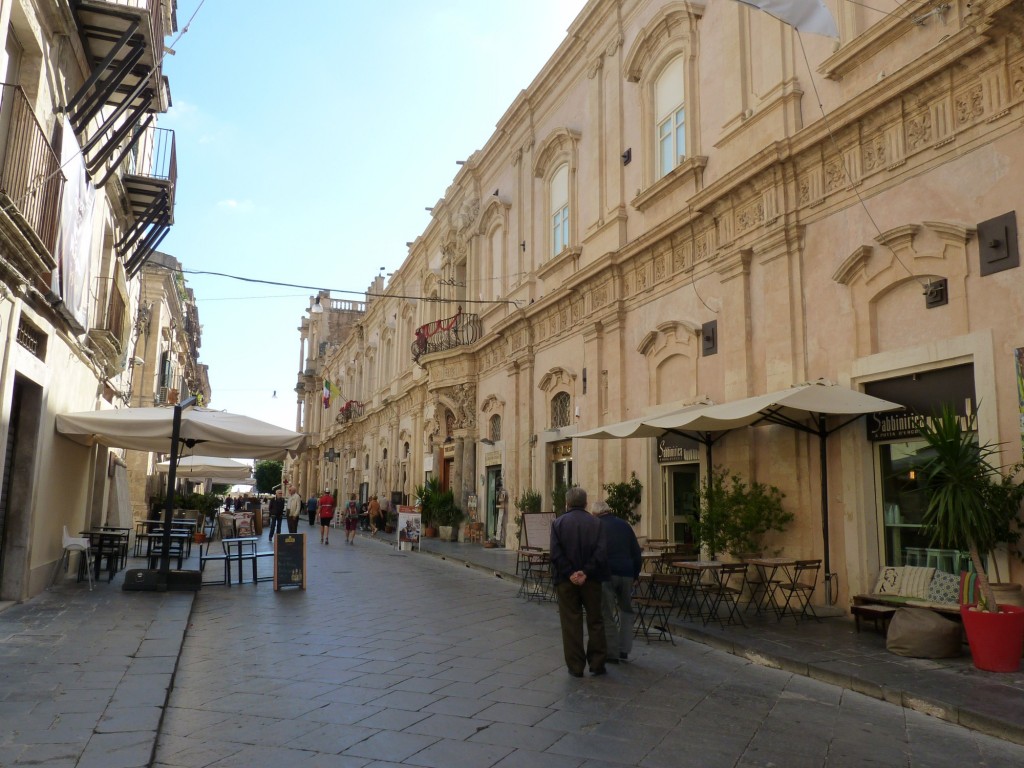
[555, 579, 606, 674]
[286, 516, 299, 533]
[268, 514, 283, 539]
[308, 509, 317, 526]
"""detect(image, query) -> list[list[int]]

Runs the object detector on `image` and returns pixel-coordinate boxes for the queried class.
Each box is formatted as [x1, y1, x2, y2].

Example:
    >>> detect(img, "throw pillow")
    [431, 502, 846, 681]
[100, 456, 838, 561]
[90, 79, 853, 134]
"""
[872, 566, 902, 595]
[958, 571, 978, 606]
[899, 566, 935, 598]
[926, 570, 959, 604]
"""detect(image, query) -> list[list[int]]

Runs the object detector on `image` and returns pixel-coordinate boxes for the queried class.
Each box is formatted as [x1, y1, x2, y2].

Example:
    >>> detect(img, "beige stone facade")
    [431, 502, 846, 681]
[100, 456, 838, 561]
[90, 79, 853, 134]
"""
[294, 0, 1024, 608]
[0, 1, 197, 600]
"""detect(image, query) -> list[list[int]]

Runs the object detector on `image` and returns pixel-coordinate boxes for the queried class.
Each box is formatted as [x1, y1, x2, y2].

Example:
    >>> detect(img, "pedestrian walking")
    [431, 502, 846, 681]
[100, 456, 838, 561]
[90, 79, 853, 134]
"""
[286, 486, 303, 534]
[306, 493, 318, 526]
[592, 501, 642, 663]
[317, 489, 335, 544]
[267, 489, 285, 541]
[345, 495, 359, 544]
[550, 486, 608, 677]
[367, 494, 381, 535]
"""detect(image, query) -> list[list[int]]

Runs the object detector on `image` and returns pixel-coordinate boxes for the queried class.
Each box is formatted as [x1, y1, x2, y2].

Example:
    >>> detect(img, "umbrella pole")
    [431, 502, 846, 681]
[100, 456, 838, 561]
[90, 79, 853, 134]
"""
[818, 415, 832, 603]
[159, 397, 197, 579]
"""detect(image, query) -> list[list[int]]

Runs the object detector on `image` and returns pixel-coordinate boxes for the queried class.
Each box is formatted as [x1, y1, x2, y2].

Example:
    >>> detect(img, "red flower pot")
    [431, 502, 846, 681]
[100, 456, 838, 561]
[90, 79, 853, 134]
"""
[961, 604, 1024, 672]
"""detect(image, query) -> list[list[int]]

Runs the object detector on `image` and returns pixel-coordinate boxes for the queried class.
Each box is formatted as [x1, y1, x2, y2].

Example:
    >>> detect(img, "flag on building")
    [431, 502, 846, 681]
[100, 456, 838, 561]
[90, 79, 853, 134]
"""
[323, 379, 342, 409]
[733, 0, 839, 38]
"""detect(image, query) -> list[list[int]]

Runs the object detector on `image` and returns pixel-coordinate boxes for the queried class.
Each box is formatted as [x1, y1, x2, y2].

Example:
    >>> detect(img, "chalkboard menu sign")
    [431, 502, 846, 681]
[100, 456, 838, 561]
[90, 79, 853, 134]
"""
[274, 533, 306, 590]
[522, 512, 555, 550]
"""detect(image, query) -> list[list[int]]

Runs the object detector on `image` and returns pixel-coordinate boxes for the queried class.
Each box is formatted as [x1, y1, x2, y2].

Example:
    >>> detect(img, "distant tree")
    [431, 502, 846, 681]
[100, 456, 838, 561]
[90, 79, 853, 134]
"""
[254, 460, 283, 494]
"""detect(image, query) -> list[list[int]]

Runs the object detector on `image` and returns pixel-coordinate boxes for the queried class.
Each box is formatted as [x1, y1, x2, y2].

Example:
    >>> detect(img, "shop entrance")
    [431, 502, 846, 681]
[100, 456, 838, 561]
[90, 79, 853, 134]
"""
[485, 467, 502, 541]
[664, 464, 699, 545]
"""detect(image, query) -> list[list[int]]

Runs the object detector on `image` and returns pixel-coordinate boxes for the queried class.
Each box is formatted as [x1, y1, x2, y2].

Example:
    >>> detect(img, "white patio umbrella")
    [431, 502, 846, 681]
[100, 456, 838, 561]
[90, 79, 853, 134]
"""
[56, 405, 307, 459]
[579, 380, 903, 598]
[155, 455, 253, 479]
[57, 400, 307, 578]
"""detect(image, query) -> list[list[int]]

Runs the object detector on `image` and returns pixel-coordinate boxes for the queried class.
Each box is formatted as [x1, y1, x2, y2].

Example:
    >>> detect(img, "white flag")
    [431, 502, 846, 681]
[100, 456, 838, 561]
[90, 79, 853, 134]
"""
[734, 0, 839, 38]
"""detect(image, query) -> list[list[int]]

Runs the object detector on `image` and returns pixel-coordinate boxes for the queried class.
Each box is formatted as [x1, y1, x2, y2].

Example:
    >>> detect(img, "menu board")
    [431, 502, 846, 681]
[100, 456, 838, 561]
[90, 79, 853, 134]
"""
[274, 533, 306, 590]
[522, 512, 555, 550]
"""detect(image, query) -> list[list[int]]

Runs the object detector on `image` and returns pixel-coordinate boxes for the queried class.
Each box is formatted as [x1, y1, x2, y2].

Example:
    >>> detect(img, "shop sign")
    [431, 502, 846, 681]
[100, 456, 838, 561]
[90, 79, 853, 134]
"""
[484, 450, 501, 466]
[866, 409, 973, 442]
[443, 443, 456, 458]
[550, 441, 572, 460]
[657, 433, 700, 463]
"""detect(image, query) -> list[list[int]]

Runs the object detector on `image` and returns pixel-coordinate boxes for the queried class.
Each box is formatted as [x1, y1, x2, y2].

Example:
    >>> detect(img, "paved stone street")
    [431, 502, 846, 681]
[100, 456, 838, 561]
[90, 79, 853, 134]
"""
[151, 533, 1024, 768]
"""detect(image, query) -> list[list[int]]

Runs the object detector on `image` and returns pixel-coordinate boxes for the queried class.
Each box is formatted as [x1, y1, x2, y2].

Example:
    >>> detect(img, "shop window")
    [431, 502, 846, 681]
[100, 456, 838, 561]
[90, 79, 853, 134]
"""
[879, 439, 966, 573]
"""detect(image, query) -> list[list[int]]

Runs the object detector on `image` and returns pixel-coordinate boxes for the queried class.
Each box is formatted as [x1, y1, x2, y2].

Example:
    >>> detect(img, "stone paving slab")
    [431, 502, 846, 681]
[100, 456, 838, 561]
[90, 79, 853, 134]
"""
[0, 568, 194, 768]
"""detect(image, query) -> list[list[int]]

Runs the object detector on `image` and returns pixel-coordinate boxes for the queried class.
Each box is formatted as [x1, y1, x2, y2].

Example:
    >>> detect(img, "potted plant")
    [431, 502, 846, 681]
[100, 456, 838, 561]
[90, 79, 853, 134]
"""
[919, 406, 1024, 672]
[513, 488, 541, 547]
[690, 466, 792, 558]
[551, 482, 572, 516]
[433, 489, 464, 541]
[602, 472, 643, 526]
[415, 478, 441, 537]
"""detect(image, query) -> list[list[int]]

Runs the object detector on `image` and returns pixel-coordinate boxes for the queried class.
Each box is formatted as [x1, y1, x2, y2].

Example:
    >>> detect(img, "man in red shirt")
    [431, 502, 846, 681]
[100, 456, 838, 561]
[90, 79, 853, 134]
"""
[317, 490, 335, 544]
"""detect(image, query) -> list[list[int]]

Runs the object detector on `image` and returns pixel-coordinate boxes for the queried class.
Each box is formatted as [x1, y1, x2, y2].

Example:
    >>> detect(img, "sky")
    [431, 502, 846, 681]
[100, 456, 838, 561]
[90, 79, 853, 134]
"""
[160, 1, 589, 431]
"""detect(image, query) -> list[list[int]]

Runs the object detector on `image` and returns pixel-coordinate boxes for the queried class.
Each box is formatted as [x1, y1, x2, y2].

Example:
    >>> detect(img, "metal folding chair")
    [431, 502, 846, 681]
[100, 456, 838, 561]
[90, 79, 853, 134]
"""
[633, 573, 680, 644]
[706, 563, 748, 627]
[775, 559, 822, 623]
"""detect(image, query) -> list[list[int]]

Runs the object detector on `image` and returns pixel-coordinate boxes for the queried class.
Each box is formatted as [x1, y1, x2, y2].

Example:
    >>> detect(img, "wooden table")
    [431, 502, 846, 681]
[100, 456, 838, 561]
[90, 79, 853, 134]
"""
[851, 604, 898, 634]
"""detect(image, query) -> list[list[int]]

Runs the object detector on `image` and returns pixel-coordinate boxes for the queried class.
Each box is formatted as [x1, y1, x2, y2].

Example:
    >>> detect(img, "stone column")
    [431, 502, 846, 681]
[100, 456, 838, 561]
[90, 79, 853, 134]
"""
[461, 437, 476, 521]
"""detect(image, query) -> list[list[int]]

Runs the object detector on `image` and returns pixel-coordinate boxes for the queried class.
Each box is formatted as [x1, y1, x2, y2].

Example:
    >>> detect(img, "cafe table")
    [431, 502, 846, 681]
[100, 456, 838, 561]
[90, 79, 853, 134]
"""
[80, 529, 129, 583]
[743, 556, 797, 617]
[674, 560, 723, 625]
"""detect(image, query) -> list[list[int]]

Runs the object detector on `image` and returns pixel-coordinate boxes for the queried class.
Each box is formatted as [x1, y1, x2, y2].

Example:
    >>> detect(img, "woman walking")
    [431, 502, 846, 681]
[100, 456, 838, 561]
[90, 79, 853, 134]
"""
[344, 496, 359, 545]
[317, 489, 335, 544]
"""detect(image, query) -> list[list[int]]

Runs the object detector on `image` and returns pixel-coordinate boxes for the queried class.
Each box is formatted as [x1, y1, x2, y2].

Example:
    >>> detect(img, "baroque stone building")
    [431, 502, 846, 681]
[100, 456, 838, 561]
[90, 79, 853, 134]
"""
[294, 0, 1024, 609]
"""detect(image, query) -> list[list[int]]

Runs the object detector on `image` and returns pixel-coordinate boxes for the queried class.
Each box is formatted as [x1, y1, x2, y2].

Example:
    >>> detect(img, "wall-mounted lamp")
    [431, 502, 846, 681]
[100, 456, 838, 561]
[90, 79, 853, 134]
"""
[311, 297, 324, 314]
[324, 448, 340, 462]
[479, 438, 494, 446]
[455, 160, 466, 165]
[621, 148, 632, 165]
[131, 356, 145, 366]
[492, 189, 499, 197]
[520, 241, 526, 252]
[425, 207, 433, 212]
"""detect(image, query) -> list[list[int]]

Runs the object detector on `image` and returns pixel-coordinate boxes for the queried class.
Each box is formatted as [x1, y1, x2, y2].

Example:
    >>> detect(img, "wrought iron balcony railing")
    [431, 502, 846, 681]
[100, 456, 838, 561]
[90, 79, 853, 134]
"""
[411, 310, 481, 363]
[0, 83, 64, 260]
[336, 400, 364, 424]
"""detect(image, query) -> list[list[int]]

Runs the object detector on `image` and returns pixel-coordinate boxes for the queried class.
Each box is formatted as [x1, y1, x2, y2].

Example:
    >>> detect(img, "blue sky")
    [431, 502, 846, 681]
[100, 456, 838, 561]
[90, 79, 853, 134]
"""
[161, 1, 587, 430]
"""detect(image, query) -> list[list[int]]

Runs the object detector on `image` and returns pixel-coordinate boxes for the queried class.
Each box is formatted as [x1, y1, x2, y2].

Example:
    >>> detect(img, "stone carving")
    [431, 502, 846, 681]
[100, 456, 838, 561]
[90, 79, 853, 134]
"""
[736, 200, 764, 232]
[906, 113, 932, 149]
[954, 84, 984, 126]
[593, 284, 608, 308]
[825, 159, 845, 192]
[863, 135, 886, 172]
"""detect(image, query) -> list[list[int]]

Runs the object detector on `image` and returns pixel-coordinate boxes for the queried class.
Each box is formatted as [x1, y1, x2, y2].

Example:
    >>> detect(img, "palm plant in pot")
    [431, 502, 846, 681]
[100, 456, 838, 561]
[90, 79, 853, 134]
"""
[918, 406, 1024, 672]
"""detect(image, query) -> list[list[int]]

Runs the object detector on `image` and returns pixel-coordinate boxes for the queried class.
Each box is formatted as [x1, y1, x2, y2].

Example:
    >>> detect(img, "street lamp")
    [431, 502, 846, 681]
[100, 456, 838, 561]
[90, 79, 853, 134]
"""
[324, 448, 340, 495]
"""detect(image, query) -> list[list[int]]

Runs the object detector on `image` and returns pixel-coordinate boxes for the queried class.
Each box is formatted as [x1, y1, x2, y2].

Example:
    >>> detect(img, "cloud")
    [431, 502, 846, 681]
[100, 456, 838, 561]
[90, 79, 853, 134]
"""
[216, 199, 254, 212]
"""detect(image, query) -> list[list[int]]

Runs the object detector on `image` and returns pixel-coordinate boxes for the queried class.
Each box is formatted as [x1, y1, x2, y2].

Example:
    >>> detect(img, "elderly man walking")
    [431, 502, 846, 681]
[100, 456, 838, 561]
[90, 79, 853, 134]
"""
[592, 501, 642, 663]
[550, 487, 608, 677]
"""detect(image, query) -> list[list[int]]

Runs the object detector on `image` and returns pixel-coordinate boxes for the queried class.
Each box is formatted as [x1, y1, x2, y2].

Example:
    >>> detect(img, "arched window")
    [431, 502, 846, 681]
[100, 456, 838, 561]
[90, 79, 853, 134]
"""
[489, 414, 502, 442]
[656, 56, 685, 179]
[551, 392, 571, 429]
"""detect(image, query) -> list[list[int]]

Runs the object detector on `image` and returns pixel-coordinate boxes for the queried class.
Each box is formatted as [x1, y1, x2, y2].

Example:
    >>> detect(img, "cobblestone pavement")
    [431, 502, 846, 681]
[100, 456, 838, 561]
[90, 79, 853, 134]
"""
[150, 533, 1024, 768]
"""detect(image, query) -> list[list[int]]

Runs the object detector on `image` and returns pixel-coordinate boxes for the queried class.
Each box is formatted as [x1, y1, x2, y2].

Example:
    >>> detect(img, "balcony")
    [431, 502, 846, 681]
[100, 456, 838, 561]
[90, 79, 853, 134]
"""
[119, 126, 175, 276]
[411, 310, 481, 363]
[336, 400, 364, 425]
[0, 83, 64, 274]
[68, 0, 171, 177]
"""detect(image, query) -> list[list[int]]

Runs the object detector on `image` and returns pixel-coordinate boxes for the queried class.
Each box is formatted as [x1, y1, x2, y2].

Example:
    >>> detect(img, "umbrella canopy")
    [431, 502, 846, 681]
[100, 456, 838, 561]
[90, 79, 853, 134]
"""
[155, 455, 252, 480]
[576, 380, 904, 597]
[575, 399, 713, 440]
[645, 380, 901, 433]
[56, 406, 307, 460]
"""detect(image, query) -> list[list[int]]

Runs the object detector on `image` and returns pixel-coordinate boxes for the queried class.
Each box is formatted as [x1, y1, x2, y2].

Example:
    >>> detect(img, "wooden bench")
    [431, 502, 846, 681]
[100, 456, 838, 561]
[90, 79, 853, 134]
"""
[850, 603, 897, 634]
[852, 593, 962, 621]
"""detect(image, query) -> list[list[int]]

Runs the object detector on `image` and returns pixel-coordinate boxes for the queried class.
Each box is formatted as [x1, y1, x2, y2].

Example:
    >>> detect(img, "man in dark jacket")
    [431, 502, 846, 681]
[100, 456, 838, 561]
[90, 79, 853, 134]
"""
[592, 501, 642, 663]
[550, 487, 608, 677]
[267, 489, 285, 541]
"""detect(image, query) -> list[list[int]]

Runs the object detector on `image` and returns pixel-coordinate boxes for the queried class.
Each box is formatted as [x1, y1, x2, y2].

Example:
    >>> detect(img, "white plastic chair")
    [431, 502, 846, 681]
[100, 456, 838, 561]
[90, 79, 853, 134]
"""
[54, 526, 93, 590]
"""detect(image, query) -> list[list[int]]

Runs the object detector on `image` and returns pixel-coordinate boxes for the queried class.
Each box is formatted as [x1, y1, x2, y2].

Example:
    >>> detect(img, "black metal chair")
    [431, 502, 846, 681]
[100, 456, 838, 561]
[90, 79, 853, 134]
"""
[775, 559, 822, 623]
